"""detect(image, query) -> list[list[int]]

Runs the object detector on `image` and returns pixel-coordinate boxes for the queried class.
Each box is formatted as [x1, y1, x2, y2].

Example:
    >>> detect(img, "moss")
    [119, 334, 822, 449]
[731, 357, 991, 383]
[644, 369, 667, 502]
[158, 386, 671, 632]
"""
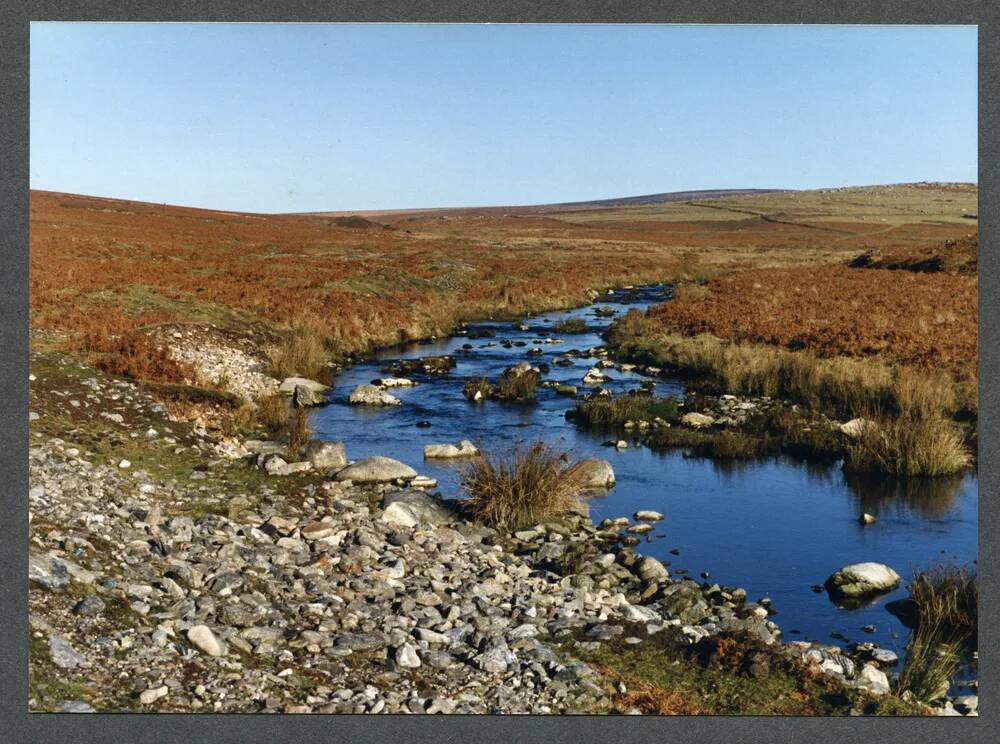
[572, 629, 925, 716]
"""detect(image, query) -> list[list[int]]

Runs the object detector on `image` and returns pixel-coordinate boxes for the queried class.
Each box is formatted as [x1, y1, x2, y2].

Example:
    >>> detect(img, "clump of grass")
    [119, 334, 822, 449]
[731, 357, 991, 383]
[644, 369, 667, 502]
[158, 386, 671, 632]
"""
[897, 565, 977, 702]
[744, 407, 845, 463]
[645, 426, 714, 450]
[843, 413, 972, 477]
[574, 393, 679, 429]
[286, 406, 311, 459]
[461, 442, 589, 530]
[463, 377, 494, 401]
[553, 318, 588, 334]
[693, 430, 766, 460]
[496, 367, 539, 401]
[909, 564, 978, 642]
[267, 321, 330, 382]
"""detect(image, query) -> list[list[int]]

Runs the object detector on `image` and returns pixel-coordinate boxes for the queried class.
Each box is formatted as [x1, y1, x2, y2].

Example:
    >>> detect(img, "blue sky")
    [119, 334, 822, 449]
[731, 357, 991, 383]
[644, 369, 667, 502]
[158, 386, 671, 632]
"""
[30, 24, 977, 212]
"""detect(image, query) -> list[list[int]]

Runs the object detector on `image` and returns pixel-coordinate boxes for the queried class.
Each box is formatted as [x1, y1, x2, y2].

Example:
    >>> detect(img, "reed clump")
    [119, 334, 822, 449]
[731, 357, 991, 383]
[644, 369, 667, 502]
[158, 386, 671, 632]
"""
[897, 564, 977, 702]
[843, 413, 972, 477]
[461, 442, 589, 530]
[573, 393, 679, 429]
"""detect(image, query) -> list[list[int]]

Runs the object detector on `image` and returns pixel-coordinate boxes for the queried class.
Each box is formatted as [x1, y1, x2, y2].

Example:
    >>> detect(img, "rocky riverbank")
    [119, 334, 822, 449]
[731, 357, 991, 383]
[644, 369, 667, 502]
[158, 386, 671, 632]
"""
[26, 327, 972, 715]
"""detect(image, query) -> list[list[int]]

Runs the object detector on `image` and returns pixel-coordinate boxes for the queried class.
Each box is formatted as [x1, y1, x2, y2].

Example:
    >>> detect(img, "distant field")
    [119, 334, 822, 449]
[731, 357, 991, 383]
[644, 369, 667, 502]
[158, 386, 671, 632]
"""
[30, 183, 977, 386]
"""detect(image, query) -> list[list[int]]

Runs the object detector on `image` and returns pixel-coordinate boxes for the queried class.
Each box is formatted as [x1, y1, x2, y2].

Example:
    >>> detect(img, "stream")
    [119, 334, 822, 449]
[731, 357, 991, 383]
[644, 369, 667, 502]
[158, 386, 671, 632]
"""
[312, 284, 978, 681]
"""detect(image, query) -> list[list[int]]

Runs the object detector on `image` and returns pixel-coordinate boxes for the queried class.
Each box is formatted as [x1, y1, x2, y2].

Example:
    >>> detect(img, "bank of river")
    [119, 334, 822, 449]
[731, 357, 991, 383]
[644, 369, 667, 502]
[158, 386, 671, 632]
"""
[311, 285, 978, 679]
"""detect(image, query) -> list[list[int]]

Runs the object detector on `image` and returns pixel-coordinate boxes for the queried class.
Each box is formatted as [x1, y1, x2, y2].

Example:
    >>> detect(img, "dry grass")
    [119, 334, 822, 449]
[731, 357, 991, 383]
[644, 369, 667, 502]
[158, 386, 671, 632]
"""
[573, 393, 679, 428]
[552, 318, 588, 334]
[897, 564, 977, 702]
[461, 442, 588, 530]
[496, 367, 540, 401]
[285, 406, 311, 459]
[78, 326, 197, 384]
[267, 320, 331, 381]
[843, 413, 972, 477]
[608, 311, 972, 421]
[463, 377, 493, 401]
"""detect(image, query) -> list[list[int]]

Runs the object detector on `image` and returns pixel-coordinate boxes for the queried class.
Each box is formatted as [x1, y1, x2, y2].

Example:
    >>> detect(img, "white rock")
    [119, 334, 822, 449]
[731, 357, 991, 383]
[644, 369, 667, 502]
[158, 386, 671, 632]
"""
[825, 562, 901, 598]
[423, 440, 479, 459]
[680, 412, 715, 428]
[396, 643, 421, 669]
[278, 376, 330, 395]
[187, 625, 226, 657]
[857, 663, 891, 695]
[349, 384, 401, 406]
[634, 510, 664, 522]
[573, 458, 615, 489]
[140, 685, 169, 705]
[840, 418, 872, 438]
[334, 456, 416, 483]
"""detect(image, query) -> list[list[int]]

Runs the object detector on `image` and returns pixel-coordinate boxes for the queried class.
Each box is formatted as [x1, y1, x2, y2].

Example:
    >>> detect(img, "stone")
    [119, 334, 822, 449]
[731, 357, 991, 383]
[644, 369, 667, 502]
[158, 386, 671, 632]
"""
[857, 663, 891, 695]
[301, 521, 334, 540]
[48, 635, 86, 669]
[395, 643, 421, 668]
[680, 412, 715, 428]
[293, 384, 327, 407]
[278, 376, 330, 395]
[334, 456, 416, 483]
[374, 377, 415, 388]
[839, 418, 871, 438]
[634, 510, 664, 522]
[582, 367, 610, 385]
[423, 440, 479, 459]
[825, 563, 901, 598]
[73, 595, 106, 617]
[381, 491, 456, 527]
[859, 513, 877, 526]
[348, 384, 401, 406]
[29, 549, 96, 590]
[303, 440, 347, 470]
[139, 686, 169, 705]
[637, 556, 670, 584]
[57, 701, 96, 713]
[573, 458, 615, 489]
[187, 625, 226, 657]
[953, 695, 978, 714]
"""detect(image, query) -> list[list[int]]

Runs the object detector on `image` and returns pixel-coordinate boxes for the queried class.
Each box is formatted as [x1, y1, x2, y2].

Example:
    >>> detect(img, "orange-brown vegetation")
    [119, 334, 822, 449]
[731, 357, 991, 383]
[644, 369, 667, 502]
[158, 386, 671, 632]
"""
[647, 264, 976, 379]
[30, 184, 977, 392]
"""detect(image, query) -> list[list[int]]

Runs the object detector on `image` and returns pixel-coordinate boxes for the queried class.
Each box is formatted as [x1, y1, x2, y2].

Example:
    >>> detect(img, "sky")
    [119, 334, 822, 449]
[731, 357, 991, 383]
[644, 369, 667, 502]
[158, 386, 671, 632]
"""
[30, 23, 977, 213]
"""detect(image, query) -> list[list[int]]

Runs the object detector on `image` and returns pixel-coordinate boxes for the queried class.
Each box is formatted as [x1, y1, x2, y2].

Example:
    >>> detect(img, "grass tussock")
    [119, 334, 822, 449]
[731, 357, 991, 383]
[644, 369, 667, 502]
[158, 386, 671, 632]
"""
[267, 320, 331, 382]
[574, 393, 679, 429]
[463, 377, 493, 401]
[285, 406, 311, 459]
[694, 430, 764, 460]
[461, 442, 588, 530]
[843, 413, 972, 477]
[496, 367, 539, 401]
[897, 564, 977, 702]
[553, 318, 588, 334]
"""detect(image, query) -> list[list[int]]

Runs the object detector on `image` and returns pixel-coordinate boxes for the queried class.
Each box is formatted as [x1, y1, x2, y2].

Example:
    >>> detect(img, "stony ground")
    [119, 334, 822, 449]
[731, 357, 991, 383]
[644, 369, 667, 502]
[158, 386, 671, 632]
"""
[27, 339, 973, 716]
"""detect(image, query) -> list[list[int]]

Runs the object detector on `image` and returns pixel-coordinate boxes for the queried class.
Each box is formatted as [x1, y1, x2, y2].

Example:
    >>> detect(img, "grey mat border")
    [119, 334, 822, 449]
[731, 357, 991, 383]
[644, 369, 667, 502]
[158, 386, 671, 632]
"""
[1, 2, 995, 742]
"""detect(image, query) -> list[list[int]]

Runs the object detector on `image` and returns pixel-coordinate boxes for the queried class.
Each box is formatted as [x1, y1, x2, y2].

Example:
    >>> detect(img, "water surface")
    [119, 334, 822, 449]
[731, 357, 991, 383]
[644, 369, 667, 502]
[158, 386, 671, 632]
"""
[313, 286, 978, 671]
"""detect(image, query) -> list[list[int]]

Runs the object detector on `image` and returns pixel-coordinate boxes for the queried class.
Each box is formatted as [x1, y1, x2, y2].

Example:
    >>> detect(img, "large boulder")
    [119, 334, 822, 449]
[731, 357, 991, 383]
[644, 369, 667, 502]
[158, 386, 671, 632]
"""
[573, 458, 615, 489]
[423, 440, 479, 459]
[278, 376, 330, 395]
[380, 491, 457, 527]
[29, 549, 96, 590]
[334, 456, 417, 483]
[825, 562, 901, 599]
[303, 440, 347, 470]
[349, 384, 401, 406]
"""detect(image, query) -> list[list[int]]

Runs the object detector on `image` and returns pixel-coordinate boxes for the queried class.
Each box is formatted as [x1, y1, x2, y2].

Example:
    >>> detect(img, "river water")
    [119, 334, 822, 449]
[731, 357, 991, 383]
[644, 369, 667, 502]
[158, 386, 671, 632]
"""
[312, 285, 978, 675]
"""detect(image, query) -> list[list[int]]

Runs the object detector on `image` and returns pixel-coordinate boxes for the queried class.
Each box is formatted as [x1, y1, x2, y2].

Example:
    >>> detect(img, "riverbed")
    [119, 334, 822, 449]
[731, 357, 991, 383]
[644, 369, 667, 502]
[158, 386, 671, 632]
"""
[312, 285, 978, 677]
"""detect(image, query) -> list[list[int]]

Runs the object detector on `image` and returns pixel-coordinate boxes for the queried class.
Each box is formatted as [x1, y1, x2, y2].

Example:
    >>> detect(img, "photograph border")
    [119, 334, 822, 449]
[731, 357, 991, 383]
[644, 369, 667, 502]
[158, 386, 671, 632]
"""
[2, 2, 996, 742]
